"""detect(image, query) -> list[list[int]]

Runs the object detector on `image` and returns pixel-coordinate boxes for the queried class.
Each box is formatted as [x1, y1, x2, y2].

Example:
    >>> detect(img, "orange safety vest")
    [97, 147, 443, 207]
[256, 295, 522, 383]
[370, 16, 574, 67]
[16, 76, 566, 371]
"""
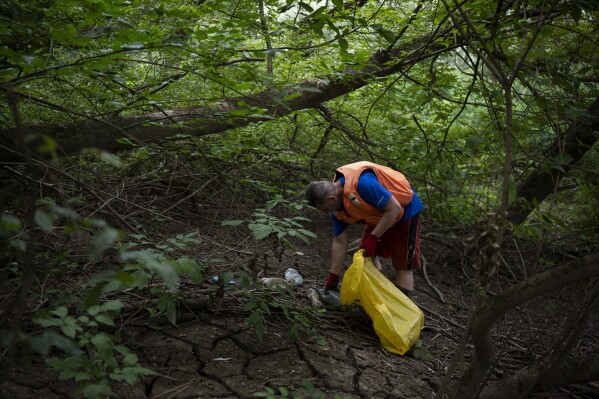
[334, 161, 413, 226]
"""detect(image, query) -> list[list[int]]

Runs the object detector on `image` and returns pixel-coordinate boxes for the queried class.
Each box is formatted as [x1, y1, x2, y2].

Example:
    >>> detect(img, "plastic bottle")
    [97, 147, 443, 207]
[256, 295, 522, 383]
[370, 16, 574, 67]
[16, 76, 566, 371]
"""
[284, 268, 303, 287]
[317, 288, 341, 307]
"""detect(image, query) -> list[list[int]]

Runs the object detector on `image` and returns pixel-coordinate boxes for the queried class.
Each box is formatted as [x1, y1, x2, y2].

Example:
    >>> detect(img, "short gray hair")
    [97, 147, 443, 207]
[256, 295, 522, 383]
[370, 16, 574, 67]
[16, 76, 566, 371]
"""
[305, 181, 336, 207]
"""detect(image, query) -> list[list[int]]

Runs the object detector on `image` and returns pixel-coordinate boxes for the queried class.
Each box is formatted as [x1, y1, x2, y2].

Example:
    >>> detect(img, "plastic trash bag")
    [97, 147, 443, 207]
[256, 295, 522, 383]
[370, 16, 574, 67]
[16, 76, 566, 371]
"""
[340, 250, 424, 355]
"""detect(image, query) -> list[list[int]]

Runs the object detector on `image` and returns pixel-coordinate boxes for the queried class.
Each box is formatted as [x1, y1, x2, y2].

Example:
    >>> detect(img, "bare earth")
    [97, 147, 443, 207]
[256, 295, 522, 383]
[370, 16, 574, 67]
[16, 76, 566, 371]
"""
[2, 211, 596, 398]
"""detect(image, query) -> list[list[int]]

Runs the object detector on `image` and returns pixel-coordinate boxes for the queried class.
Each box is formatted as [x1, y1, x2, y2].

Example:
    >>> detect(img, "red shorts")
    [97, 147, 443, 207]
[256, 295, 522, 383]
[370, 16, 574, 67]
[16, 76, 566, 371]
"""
[362, 217, 421, 270]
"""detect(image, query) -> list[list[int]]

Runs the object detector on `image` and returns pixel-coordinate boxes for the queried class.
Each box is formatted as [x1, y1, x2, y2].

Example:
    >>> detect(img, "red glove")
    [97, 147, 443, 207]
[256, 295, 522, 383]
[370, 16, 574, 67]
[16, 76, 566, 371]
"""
[360, 233, 379, 257]
[324, 273, 339, 291]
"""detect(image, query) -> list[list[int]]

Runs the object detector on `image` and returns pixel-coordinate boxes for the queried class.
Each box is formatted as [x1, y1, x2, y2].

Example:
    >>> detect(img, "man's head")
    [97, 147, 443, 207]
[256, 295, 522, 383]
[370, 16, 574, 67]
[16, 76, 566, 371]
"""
[306, 181, 342, 213]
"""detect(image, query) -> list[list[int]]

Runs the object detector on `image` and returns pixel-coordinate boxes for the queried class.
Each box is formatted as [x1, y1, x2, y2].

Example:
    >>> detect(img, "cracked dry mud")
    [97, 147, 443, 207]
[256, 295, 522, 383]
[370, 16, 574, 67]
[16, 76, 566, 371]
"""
[2, 265, 446, 398]
[129, 308, 435, 399]
[6, 213, 591, 399]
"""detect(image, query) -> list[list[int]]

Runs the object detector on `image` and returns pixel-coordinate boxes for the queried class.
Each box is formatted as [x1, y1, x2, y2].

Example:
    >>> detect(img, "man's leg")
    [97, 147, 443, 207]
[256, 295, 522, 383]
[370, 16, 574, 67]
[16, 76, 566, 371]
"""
[393, 213, 420, 297]
[395, 269, 414, 295]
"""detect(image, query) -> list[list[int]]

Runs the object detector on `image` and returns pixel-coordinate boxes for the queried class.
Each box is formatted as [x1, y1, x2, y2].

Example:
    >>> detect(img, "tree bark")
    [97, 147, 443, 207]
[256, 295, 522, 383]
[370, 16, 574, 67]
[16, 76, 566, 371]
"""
[479, 356, 599, 399]
[507, 97, 599, 224]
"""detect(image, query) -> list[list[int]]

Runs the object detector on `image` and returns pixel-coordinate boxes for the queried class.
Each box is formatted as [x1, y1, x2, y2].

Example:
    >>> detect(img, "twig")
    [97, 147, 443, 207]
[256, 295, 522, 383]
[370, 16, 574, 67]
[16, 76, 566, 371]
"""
[419, 303, 465, 331]
[159, 173, 220, 216]
[151, 381, 193, 399]
[499, 254, 518, 281]
[422, 255, 445, 303]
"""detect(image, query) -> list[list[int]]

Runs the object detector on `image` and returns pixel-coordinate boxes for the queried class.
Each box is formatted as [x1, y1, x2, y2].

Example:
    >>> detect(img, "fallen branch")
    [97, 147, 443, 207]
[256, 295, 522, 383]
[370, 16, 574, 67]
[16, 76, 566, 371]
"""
[421, 255, 445, 303]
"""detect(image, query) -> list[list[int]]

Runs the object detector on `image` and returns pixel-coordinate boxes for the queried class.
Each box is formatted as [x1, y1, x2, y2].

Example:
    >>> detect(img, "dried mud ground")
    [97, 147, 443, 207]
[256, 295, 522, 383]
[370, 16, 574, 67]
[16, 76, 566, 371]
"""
[2, 210, 598, 399]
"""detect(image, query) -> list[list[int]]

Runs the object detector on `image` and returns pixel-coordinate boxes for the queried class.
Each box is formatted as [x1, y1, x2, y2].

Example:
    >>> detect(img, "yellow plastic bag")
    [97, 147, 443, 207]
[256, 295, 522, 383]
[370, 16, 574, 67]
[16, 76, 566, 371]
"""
[340, 250, 424, 355]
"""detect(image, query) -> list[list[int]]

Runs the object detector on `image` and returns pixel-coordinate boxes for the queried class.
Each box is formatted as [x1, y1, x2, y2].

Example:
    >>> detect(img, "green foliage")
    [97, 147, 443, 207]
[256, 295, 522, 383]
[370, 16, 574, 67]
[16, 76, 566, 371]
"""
[85, 231, 210, 324]
[410, 340, 434, 362]
[242, 274, 325, 343]
[245, 294, 271, 341]
[221, 265, 324, 344]
[0, 213, 25, 257]
[2, 0, 597, 236]
[222, 194, 316, 251]
[29, 302, 155, 399]
[2, 2, 599, 398]
[1, 207, 210, 395]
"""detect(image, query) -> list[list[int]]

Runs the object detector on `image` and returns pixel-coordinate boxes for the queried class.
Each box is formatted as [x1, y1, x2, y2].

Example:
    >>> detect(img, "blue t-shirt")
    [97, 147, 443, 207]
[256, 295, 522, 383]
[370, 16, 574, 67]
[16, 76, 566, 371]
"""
[332, 170, 423, 236]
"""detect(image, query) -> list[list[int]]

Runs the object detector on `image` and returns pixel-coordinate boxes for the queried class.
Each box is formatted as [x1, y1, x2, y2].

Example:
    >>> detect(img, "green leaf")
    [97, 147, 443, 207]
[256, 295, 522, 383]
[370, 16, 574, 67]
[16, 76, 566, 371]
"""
[248, 223, 273, 240]
[370, 24, 396, 43]
[61, 321, 79, 338]
[51, 306, 69, 319]
[99, 151, 123, 167]
[247, 311, 265, 340]
[78, 381, 112, 399]
[120, 366, 155, 383]
[298, 2, 314, 12]
[122, 353, 139, 367]
[46, 357, 78, 379]
[412, 347, 434, 361]
[91, 333, 114, 359]
[0, 214, 22, 234]
[121, 250, 179, 291]
[296, 229, 316, 238]
[283, 92, 301, 101]
[570, 5, 582, 22]
[158, 296, 177, 325]
[32, 313, 63, 328]
[338, 38, 348, 53]
[82, 283, 107, 310]
[177, 257, 203, 284]
[34, 209, 54, 231]
[30, 331, 83, 356]
[278, 0, 295, 13]
[90, 228, 123, 261]
[75, 371, 91, 382]
[465, 135, 485, 148]
[95, 314, 115, 327]
[115, 138, 135, 146]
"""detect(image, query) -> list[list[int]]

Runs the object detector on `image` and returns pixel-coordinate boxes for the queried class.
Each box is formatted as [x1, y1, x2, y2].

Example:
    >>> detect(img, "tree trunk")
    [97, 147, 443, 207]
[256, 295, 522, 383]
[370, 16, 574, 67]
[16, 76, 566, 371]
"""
[479, 356, 599, 399]
[0, 33, 450, 162]
[507, 98, 599, 224]
[454, 254, 599, 398]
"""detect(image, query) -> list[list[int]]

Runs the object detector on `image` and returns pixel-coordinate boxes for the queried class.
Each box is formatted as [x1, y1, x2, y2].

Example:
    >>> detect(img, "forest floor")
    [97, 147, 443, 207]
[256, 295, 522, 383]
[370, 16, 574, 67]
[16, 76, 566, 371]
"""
[1, 209, 598, 399]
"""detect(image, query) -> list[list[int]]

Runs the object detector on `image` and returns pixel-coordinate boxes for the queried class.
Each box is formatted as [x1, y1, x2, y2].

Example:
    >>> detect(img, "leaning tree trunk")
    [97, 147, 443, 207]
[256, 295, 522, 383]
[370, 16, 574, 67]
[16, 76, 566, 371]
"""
[507, 97, 599, 224]
[0, 32, 452, 163]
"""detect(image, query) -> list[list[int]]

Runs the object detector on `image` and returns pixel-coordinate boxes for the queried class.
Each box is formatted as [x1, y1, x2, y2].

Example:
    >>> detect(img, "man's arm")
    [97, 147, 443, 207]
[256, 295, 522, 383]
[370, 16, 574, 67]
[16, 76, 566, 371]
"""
[370, 195, 402, 238]
[330, 228, 348, 276]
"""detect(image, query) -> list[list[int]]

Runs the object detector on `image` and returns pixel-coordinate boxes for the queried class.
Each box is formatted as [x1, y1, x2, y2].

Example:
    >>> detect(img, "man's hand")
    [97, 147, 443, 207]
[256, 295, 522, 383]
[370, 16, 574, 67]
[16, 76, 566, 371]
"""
[324, 272, 339, 291]
[360, 233, 378, 257]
